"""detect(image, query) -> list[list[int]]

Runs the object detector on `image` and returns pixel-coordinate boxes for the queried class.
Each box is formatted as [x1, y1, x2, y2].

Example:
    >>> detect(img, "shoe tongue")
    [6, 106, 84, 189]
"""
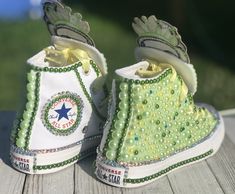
[135, 60, 170, 78]
[135, 47, 197, 94]
[115, 61, 169, 80]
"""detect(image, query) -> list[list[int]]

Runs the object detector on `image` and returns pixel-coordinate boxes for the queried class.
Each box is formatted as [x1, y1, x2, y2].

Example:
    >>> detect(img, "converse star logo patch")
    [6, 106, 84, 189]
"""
[42, 92, 84, 136]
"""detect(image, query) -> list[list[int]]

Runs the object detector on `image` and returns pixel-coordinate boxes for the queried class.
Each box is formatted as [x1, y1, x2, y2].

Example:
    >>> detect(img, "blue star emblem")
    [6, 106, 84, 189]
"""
[55, 103, 72, 121]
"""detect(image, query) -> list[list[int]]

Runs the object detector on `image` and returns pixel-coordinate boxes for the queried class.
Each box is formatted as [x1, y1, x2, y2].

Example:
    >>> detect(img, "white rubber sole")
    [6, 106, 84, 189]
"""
[95, 104, 225, 188]
[10, 134, 102, 174]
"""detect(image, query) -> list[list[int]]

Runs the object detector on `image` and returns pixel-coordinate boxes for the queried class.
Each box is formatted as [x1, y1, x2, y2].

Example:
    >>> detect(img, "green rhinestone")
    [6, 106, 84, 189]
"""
[155, 104, 160, 109]
[171, 90, 175, 94]
[196, 120, 199, 124]
[134, 150, 139, 155]
[142, 100, 148, 104]
[137, 115, 142, 120]
[180, 127, 185, 132]
[156, 120, 160, 125]
[186, 122, 190, 126]
[162, 132, 166, 137]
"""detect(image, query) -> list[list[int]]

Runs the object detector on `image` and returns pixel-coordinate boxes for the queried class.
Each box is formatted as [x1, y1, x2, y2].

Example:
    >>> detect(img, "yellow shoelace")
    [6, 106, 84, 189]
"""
[44, 44, 91, 73]
[136, 60, 188, 102]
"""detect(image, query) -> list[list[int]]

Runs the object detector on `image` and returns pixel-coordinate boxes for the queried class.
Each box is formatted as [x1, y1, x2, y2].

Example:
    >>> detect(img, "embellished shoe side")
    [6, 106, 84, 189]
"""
[95, 16, 224, 188]
[10, 1, 108, 174]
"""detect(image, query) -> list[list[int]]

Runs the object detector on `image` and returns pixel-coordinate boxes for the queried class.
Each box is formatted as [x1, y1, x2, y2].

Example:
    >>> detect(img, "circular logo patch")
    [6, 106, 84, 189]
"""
[42, 92, 83, 136]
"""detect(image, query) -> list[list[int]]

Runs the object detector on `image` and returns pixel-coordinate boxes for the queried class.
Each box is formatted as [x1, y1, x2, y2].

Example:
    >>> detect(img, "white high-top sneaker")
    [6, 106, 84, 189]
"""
[95, 16, 224, 188]
[10, 1, 108, 174]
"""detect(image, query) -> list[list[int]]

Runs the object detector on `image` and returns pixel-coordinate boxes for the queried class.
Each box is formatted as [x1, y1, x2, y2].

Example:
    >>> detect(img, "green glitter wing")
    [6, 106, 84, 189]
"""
[43, 0, 95, 46]
[132, 16, 190, 63]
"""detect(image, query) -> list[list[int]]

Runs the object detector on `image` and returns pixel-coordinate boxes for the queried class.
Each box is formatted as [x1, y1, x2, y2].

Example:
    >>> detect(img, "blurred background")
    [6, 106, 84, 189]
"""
[0, 0, 234, 111]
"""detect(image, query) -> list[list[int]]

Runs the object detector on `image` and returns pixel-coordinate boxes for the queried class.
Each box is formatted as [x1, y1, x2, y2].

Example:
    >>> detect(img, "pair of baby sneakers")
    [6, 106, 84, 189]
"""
[10, 1, 224, 188]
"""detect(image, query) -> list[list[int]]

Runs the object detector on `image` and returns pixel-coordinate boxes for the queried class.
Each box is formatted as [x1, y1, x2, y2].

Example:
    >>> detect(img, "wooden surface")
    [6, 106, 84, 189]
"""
[0, 111, 235, 194]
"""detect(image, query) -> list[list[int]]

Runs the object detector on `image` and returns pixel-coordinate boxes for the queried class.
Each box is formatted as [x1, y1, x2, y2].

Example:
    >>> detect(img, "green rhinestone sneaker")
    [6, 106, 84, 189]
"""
[10, 1, 108, 174]
[95, 16, 224, 187]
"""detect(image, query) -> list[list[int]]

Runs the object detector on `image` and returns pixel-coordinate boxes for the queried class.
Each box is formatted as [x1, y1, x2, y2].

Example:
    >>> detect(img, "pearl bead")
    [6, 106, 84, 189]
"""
[106, 150, 116, 160]
[20, 121, 29, 130]
[112, 130, 121, 138]
[27, 73, 36, 82]
[133, 86, 141, 93]
[134, 95, 142, 102]
[119, 102, 128, 109]
[126, 138, 134, 145]
[108, 140, 118, 149]
[16, 138, 25, 148]
[18, 130, 27, 137]
[140, 128, 145, 132]
[23, 111, 31, 120]
[119, 92, 128, 100]
[120, 83, 128, 91]
[117, 111, 127, 119]
[26, 102, 34, 110]
[27, 83, 35, 92]
[27, 93, 35, 101]
[124, 154, 129, 159]
[114, 121, 124, 130]
[143, 111, 149, 117]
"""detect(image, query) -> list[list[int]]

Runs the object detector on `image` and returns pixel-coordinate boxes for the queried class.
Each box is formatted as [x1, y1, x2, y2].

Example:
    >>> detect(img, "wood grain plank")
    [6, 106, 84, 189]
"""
[75, 155, 173, 194]
[167, 161, 224, 194]
[0, 160, 26, 194]
[75, 155, 122, 194]
[223, 117, 235, 144]
[207, 134, 235, 194]
[23, 165, 74, 194]
[121, 176, 174, 194]
[0, 111, 26, 194]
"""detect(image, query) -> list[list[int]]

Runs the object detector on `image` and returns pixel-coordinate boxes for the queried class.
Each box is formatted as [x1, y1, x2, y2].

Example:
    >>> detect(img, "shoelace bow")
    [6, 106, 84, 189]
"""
[136, 60, 208, 118]
[44, 44, 91, 73]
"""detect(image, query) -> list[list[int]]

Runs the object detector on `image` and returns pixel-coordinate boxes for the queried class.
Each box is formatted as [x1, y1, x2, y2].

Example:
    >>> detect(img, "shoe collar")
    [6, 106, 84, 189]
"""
[27, 36, 107, 75]
[135, 47, 197, 94]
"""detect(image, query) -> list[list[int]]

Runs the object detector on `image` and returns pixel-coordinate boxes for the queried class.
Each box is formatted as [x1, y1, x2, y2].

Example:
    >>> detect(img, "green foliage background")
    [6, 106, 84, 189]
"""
[0, 1, 234, 110]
